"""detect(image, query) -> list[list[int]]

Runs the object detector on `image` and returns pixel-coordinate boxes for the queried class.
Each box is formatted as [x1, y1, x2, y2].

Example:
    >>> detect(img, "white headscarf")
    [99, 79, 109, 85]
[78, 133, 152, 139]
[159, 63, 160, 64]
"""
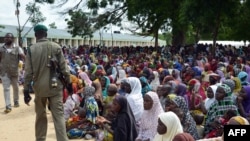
[153, 111, 183, 141]
[116, 69, 127, 84]
[204, 85, 218, 110]
[150, 71, 160, 91]
[137, 91, 164, 141]
[126, 77, 144, 122]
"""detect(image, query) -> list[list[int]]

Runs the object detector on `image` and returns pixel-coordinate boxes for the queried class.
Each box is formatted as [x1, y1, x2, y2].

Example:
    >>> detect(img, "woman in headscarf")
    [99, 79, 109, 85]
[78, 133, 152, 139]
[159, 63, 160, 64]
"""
[78, 70, 92, 87]
[237, 71, 250, 86]
[124, 77, 144, 123]
[162, 75, 175, 85]
[158, 68, 170, 85]
[153, 111, 183, 141]
[232, 77, 242, 94]
[204, 84, 238, 135]
[100, 76, 111, 100]
[116, 67, 127, 89]
[139, 76, 152, 97]
[237, 85, 250, 118]
[204, 85, 218, 111]
[136, 91, 164, 141]
[244, 61, 250, 82]
[175, 83, 187, 97]
[186, 79, 206, 110]
[79, 86, 99, 124]
[167, 96, 199, 140]
[150, 71, 160, 92]
[88, 63, 97, 74]
[172, 69, 182, 84]
[96, 95, 138, 141]
[202, 63, 214, 90]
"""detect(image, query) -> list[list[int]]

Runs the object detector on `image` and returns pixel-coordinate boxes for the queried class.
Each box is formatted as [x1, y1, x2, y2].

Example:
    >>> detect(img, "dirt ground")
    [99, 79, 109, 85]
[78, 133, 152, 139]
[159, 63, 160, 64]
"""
[0, 84, 93, 141]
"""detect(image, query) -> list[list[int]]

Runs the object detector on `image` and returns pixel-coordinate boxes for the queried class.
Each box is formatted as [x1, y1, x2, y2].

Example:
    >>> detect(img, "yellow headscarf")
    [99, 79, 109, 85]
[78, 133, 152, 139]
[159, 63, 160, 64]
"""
[232, 77, 242, 93]
[231, 116, 249, 125]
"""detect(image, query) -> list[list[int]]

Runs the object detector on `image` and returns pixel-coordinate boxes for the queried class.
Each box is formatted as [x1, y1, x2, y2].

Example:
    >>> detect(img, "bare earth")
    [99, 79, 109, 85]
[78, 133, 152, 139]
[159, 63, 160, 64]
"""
[0, 84, 92, 141]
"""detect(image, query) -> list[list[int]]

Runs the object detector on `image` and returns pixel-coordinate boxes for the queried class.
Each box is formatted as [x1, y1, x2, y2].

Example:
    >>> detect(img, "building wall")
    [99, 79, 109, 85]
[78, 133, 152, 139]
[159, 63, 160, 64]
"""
[0, 36, 156, 47]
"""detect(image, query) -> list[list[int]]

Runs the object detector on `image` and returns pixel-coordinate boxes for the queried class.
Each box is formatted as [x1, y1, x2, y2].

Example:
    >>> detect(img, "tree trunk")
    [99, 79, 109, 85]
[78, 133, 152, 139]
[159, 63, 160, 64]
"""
[171, 18, 185, 47]
[154, 30, 159, 47]
[172, 29, 185, 47]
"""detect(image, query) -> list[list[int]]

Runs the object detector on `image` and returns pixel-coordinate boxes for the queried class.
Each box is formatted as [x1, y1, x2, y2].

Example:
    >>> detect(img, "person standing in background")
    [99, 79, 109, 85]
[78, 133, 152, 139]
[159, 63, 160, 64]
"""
[23, 24, 72, 141]
[0, 33, 25, 113]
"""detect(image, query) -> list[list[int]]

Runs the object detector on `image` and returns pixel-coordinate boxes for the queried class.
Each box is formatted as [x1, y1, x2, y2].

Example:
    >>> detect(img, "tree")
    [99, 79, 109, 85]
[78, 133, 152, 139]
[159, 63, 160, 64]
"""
[126, 0, 172, 47]
[14, 0, 46, 46]
[229, 0, 250, 43]
[180, 0, 240, 56]
[49, 22, 57, 29]
[65, 10, 94, 44]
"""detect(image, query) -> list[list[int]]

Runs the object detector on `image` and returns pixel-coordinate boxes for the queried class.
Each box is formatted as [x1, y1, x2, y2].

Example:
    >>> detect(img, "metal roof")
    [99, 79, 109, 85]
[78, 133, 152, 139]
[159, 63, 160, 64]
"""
[0, 25, 166, 45]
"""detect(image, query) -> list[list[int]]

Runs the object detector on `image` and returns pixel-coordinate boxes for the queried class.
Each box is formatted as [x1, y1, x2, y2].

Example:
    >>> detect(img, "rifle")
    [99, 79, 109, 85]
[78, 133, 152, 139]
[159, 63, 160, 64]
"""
[49, 57, 67, 87]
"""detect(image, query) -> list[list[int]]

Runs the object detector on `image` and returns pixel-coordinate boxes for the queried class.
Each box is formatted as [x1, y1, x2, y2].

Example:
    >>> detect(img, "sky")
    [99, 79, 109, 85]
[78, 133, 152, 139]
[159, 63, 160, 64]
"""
[0, 0, 71, 29]
[0, 0, 131, 33]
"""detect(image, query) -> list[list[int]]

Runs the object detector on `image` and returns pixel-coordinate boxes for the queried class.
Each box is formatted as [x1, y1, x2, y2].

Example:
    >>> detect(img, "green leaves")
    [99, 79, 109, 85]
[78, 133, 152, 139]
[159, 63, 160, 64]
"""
[66, 10, 94, 38]
[25, 2, 46, 26]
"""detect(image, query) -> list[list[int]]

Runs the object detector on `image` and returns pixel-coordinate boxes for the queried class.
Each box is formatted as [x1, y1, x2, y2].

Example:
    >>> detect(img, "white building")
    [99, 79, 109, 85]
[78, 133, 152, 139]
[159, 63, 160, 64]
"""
[0, 25, 166, 47]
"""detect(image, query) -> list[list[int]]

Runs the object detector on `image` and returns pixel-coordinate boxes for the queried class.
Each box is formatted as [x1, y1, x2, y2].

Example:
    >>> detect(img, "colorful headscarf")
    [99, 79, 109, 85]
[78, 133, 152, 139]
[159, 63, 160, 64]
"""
[232, 77, 242, 93]
[83, 86, 99, 124]
[172, 96, 199, 140]
[78, 71, 92, 86]
[237, 71, 250, 86]
[222, 79, 235, 92]
[101, 76, 110, 99]
[230, 116, 249, 125]
[139, 76, 152, 96]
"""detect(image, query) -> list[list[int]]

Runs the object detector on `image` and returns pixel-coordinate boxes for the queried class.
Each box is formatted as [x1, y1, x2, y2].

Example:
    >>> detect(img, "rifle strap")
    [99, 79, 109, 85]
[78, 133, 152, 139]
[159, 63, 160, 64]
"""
[27, 46, 33, 74]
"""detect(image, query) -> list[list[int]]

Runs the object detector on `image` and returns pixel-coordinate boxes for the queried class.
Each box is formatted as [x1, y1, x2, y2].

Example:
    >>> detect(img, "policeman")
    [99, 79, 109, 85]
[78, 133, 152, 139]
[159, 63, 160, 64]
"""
[23, 24, 72, 141]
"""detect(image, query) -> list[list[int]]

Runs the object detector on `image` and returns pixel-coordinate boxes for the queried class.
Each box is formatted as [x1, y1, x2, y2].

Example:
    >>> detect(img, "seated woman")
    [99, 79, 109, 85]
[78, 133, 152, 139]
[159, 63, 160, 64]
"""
[96, 95, 138, 141]
[153, 111, 183, 141]
[237, 85, 250, 119]
[66, 86, 100, 139]
[204, 84, 238, 137]
[123, 77, 144, 124]
[63, 92, 81, 120]
[166, 96, 199, 140]
[136, 91, 164, 141]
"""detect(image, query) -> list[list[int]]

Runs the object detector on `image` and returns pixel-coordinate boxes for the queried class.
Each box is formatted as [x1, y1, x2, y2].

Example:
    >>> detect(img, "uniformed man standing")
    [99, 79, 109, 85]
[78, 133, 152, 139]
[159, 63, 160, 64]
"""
[0, 33, 25, 113]
[23, 24, 72, 141]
